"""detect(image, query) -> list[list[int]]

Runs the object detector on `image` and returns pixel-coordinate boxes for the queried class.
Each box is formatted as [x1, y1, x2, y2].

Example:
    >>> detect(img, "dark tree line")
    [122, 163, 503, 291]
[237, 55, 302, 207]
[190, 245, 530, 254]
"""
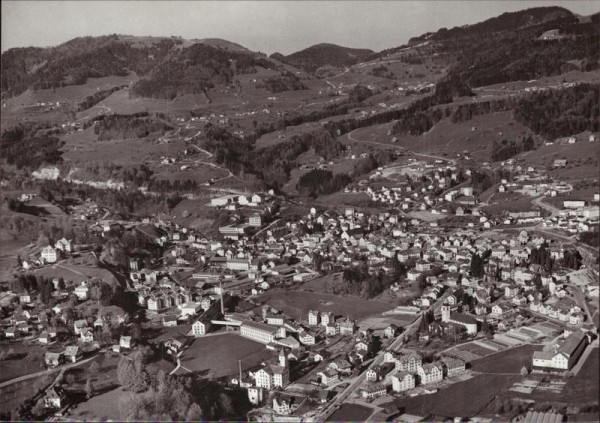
[76, 85, 126, 111]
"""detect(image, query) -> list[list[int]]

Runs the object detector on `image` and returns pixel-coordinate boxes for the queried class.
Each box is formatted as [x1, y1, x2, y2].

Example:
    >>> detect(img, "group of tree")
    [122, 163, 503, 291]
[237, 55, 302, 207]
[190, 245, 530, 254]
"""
[85, 112, 173, 141]
[296, 169, 352, 198]
[579, 230, 600, 248]
[38, 178, 183, 217]
[469, 250, 491, 277]
[490, 136, 535, 162]
[529, 243, 554, 271]
[339, 262, 395, 298]
[562, 249, 582, 270]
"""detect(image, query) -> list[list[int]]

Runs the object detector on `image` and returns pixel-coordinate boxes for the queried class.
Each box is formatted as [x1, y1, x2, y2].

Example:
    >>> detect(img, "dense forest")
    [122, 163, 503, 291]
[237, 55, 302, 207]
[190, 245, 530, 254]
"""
[296, 169, 352, 197]
[1, 123, 65, 170]
[514, 83, 599, 140]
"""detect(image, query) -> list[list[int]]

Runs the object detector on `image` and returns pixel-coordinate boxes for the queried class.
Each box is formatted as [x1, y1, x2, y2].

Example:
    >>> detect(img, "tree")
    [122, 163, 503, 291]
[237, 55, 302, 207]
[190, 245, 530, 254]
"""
[89, 361, 100, 378]
[520, 366, 529, 376]
[185, 403, 203, 421]
[117, 356, 137, 390]
[131, 323, 142, 341]
[85, 378, 94, 398]
[417, 274, 428, 292]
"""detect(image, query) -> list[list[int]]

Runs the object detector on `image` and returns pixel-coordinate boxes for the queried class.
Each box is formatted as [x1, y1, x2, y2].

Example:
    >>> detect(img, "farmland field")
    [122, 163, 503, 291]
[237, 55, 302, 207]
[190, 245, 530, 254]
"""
[177, 333, 274, 379]
[255, 288, 394, 320]
[327, 403, 373, 421]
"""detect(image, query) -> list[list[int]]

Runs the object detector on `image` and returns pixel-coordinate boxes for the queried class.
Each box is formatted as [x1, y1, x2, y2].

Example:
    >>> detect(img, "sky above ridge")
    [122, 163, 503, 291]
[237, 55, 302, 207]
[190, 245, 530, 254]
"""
[2, 1, 598, 54]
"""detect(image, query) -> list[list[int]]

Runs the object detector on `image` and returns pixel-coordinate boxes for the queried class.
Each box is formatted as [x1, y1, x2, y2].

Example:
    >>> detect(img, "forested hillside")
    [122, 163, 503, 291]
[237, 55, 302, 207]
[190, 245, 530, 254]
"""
[1, 36, 178, 98]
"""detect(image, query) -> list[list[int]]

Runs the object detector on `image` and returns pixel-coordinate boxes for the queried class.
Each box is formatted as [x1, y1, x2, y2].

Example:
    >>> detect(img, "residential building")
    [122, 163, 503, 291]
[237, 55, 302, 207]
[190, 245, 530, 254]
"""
[392, 371, 416, 392]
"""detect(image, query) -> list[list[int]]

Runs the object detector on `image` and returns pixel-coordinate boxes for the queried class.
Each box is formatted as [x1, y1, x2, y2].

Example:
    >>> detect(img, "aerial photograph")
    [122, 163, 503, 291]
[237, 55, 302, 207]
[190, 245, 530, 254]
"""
[0, 0, 598, 421]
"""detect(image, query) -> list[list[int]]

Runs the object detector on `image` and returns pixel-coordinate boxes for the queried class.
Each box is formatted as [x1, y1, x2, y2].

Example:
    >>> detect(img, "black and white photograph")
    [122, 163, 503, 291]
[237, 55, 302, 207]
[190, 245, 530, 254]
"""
[0, 1, 599, 421]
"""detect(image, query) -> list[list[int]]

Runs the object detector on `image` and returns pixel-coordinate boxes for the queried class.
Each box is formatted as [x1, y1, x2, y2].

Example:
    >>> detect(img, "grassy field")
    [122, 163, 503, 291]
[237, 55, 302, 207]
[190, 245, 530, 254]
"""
[177, 333, 274, 379]
[343, 110, 532, 163]
[67, 386, 123, 421]
[395, 373, 519, 417]
[0, 342, 47, 383]
[327, 403, 373, 421]
[470, 344, 543, 374]
[255, 288, 394, 321]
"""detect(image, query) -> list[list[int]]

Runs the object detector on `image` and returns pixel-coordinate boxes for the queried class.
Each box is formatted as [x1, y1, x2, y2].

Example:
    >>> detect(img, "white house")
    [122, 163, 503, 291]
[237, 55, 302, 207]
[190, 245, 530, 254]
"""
[41, 246, 58, 264]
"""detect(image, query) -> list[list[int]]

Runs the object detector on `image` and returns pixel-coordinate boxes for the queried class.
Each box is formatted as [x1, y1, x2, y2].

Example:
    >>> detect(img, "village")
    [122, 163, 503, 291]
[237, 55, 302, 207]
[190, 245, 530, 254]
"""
[1, 159, 599, 421]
